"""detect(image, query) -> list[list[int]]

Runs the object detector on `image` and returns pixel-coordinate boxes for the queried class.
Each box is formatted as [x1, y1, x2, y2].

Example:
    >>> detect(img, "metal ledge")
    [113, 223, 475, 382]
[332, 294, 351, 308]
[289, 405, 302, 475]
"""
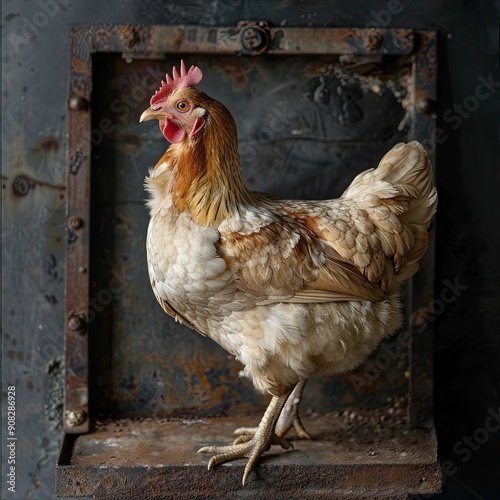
[56, 411, 441, 499]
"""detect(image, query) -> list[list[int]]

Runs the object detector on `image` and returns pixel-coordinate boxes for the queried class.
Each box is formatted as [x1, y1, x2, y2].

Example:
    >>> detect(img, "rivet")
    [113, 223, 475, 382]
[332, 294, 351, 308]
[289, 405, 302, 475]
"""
[69, 96, 89, 111]
[68, 216, 83, 229]
[65, 408, 87, 427]
[68, 313, 86, 334]
[13, 176, 30, 196]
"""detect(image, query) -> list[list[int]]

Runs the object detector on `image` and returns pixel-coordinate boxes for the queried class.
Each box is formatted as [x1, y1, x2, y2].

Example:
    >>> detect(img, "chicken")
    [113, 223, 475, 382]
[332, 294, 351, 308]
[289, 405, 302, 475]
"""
[139, 60, 437, 485]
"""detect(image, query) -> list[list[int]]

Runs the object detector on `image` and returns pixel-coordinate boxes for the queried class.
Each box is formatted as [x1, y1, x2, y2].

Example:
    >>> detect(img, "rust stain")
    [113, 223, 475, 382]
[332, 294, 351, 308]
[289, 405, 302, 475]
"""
[70, 57, 90, 75]
[32, 136, 59, 154]
[116, 25, 141, 49]
[354, 29, 385, 52]
[95, 27, 113, 50]
[172, 29, 186, 53]
[212, 57, 252, 91]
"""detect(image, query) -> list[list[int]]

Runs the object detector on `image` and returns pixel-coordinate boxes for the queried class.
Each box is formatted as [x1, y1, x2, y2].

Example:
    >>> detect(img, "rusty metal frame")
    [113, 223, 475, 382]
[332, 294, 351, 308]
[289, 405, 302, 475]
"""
[64, 38, 92, 434]
[62, 21, 438, 495]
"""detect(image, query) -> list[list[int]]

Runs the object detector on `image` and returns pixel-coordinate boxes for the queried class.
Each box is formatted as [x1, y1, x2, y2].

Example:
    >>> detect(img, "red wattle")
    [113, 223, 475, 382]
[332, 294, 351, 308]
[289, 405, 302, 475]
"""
[160, 119, 186, 144]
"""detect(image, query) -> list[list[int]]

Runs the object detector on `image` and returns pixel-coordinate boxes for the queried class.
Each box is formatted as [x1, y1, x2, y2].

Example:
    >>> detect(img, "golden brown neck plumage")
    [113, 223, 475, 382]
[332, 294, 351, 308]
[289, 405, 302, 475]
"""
[168, 94, 253, 227]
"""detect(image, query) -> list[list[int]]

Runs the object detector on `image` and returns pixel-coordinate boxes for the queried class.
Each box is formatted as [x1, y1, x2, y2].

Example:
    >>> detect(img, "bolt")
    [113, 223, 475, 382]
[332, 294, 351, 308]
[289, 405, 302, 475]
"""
[65, 408, 87, 427]
[13, 176, 30, 196]
[69, 96, 89, 111]
[240, 26, 268, 53]
[68, 216, 83, 229]
[68, 313, 86, 334]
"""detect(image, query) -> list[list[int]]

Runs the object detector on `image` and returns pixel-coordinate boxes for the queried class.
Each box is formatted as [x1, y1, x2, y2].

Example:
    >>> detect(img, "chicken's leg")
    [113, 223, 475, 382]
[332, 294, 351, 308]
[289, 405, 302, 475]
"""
[198, 391, 292, 486]
[233, 380, 311, 441]
[275, 379, 311, 439]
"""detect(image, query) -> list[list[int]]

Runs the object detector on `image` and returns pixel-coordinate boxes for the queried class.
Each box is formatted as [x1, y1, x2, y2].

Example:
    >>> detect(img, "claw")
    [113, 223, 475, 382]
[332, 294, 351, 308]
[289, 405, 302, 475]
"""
[232, 426, 258, 445]
[199, 433, 291, 485]
[197, 393, 292, 485]
[233, 434, 252, 445]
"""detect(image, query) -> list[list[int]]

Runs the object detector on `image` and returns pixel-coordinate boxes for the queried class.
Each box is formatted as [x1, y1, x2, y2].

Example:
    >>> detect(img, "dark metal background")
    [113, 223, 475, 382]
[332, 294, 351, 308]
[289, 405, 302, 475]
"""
[2, 1, 499, 499]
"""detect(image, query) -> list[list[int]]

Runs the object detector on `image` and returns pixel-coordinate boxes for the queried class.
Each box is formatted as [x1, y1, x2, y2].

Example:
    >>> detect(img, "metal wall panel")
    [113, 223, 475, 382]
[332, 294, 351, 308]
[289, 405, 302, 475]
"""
[2, 1, 499, 499]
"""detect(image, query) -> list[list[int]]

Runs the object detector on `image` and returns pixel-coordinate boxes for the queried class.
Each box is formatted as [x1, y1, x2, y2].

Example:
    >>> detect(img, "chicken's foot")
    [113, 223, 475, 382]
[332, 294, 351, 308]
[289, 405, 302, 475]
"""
[198, 391, 292, 486]
[233, 380, 311, 442]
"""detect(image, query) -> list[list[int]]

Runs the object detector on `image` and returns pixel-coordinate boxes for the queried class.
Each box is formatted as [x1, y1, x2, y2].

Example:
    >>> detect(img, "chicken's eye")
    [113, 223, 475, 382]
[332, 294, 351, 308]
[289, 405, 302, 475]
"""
[176, 100, 189, 112]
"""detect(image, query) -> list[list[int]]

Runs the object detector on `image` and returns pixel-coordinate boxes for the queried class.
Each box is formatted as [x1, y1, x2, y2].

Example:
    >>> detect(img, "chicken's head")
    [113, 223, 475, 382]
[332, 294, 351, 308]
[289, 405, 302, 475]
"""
[140, 60, 206, 144]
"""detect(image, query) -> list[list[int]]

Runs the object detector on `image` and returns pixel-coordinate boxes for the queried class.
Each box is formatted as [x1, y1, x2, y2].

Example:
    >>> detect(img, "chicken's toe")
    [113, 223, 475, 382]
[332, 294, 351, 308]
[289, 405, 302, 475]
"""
[232, 426, 258, 444]
[198, 432, 292, 485]
[197, 393, 292, 485]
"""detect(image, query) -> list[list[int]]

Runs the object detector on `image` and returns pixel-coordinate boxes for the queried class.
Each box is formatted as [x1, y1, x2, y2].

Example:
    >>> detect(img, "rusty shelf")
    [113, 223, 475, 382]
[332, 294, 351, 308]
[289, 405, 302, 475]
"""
[56, 411, 441, 499]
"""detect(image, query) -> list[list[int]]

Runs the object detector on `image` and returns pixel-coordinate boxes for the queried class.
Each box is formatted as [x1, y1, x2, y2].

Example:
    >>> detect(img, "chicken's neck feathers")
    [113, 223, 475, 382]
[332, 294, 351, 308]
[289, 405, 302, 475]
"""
[147, 100, 254, 227]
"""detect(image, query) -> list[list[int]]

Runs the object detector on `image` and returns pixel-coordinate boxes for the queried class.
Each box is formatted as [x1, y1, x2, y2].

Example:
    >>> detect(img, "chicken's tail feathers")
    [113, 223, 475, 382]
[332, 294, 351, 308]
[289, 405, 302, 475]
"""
[343, 141, 437, 218]
[341, 141, 437, 283]
[377, 140, 437, 223]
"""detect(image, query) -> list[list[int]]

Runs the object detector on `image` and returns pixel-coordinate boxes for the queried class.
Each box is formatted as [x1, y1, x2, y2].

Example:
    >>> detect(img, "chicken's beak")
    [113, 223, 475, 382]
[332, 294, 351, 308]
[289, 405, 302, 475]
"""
[139, 107, 165, 123]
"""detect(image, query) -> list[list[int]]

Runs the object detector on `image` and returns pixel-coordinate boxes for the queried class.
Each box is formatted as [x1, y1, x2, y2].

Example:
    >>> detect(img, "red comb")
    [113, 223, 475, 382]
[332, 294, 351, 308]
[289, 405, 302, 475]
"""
[150, 60, 203, 106]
